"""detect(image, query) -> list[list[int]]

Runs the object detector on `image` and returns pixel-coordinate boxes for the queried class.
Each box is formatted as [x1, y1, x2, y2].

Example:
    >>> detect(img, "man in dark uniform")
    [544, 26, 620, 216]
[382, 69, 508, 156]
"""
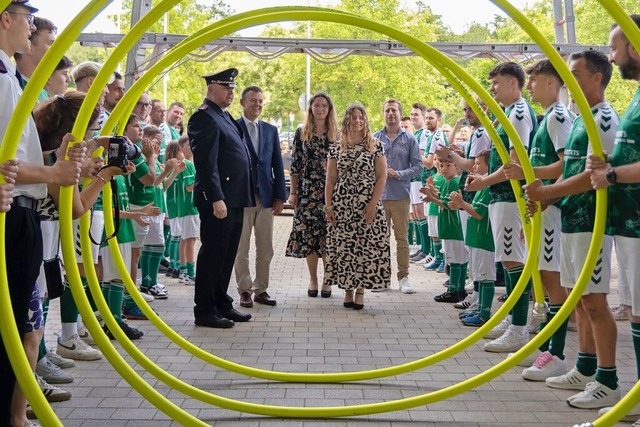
[188, 67, 255, 328]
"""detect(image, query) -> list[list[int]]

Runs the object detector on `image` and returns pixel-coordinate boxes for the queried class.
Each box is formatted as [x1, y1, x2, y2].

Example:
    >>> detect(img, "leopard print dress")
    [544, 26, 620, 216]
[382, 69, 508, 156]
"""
[324, 139, 391, 291]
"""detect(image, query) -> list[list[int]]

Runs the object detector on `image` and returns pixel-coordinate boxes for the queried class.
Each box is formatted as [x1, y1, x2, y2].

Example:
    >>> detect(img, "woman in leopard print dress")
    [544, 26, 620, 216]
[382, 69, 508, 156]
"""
[324, 103, 391, 310]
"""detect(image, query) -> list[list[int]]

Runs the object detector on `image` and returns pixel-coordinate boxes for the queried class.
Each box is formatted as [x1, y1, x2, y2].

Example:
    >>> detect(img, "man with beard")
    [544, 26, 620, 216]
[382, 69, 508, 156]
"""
[373, 99, 422, 294]
[586, 16, 640, 422]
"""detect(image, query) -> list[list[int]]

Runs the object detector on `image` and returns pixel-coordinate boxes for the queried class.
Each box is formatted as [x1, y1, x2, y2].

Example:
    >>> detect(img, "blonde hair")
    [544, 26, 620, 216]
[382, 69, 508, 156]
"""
[302, 92, 338, 143]
[340, 103, 375, 152]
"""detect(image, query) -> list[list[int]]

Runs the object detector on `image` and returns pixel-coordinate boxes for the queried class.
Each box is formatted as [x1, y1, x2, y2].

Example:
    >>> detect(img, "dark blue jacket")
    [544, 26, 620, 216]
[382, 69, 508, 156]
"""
[188, 98, 255, 209]
[237, 118, 287, 208]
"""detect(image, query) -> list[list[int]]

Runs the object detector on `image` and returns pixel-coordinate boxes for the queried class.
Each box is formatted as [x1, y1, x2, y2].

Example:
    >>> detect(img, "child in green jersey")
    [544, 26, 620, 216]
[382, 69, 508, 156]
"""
[165, 141, 198, 284]
[100, 162, 159, 340]
[448, 151, 495, 326]
[421, 156, 467, 303]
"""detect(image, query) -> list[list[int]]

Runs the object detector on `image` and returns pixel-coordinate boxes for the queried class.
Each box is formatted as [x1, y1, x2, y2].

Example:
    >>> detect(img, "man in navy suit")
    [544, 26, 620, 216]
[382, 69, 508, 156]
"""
[188, 68, 255, 328]
[234, 86, 286, 307]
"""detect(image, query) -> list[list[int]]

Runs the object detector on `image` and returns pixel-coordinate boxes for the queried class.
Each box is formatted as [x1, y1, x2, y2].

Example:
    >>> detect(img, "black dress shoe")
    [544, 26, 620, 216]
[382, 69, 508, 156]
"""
[194, 314, 235, 328]
[220, 308, 252, 322]
[308, 289, 318, 297]
[253, 292, 277, 306]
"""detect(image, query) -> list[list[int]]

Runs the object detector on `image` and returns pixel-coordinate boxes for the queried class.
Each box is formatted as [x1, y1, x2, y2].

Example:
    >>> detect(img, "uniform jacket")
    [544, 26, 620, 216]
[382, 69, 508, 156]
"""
[187, 98, 255, 209]
[237, 118, 287, 208]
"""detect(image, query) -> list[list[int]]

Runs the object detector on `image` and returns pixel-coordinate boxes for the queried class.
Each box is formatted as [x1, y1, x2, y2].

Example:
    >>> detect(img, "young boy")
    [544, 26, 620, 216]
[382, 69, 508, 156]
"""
[138, 125, 180, 296]
[421, 156, 467, 302]
[448, 151, 496, 325]
[164, 140, 197, 284]
[100, 163, 157, 339]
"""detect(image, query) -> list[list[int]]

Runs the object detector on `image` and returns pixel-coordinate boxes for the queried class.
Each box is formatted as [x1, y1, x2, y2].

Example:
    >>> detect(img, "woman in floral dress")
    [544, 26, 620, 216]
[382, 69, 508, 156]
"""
[324, 103, 391, 310]
[285, 92, 339, 297]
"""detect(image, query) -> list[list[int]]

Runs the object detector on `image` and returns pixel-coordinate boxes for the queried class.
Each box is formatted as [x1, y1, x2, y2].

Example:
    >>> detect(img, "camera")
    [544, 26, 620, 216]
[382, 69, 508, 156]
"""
[107, 136, 141, 171]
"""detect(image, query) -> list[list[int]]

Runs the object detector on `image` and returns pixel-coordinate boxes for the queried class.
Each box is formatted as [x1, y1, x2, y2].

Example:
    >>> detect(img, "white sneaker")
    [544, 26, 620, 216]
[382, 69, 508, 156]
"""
[464, 281, 474, 293]
[611, 304, 629, 321]
[527, 316, 541, 335]
[521, 351, 568, 381]
[45, 350, 75, 369]
[453, 293, 477, 309]
[57, 334, 102, 361]
[546, 366, 595, 390]
[484, 317, 511, 339]
[568, 381, 621, 409]
[36, 374, 72, 402]
[415, 254, 434, 266]
[484, 329, 528, 353]
[598, 401, 640, 422]
[36, 357, 73, 384]
[77, 326, 96, 345]
[508, 349, 541, 367]
[139, 291, 155, 303]
[398, 277, 416, 294]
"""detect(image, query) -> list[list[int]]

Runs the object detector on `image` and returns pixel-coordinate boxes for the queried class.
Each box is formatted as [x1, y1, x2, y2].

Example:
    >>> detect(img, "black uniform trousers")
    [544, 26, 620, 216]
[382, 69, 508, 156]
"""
[0, 206, 42, 425]
[194, 205, 244, 317]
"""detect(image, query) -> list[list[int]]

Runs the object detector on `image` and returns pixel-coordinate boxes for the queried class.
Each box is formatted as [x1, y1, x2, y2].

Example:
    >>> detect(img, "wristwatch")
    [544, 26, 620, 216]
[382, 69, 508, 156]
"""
[605, 167, 617, 184]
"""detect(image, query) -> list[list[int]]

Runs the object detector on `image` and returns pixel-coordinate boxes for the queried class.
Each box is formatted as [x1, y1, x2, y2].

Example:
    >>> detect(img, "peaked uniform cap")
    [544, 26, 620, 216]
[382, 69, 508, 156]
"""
[203, 68, 238, 87]
[9, 0, 38, 13]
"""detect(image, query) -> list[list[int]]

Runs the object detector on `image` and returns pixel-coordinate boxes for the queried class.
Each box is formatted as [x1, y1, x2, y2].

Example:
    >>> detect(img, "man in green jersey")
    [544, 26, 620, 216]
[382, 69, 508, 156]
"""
[466, 62, 538, 353]
[503, 59, 574, 381]
[161, 101, 184, 144]
[586, 18, 640, 421]
[526, 50, 619, 410]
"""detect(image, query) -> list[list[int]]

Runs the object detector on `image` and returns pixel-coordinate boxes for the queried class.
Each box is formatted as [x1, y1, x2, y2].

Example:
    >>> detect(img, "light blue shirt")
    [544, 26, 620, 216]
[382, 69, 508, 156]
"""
[373, 127, 422, 201]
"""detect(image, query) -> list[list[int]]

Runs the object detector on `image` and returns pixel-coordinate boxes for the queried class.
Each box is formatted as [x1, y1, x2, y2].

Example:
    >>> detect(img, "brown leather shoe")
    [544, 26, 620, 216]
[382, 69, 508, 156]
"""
[239, 292, 253, 308]
[253, 292, 277, 306]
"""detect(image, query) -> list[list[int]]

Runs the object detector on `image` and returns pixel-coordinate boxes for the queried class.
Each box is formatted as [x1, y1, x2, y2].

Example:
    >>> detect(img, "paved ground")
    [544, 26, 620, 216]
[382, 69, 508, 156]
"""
[41, 213, 634, 427]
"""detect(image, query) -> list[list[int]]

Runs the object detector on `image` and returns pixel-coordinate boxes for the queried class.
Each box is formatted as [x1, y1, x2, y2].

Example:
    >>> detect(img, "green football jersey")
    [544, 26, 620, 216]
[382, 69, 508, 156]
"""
[488, 98, 538, 204]
[428, 173, 446, 216]
[166, 160, 198, 218]
[102, 175, 135, 246]
[126, 148, 155, 206]
[437, 176, 463, 241]
[561, 102, 618, 234]
[530, 102, 573, 207]
[608, 87, 640, 238]
[465, 186, 494, 252]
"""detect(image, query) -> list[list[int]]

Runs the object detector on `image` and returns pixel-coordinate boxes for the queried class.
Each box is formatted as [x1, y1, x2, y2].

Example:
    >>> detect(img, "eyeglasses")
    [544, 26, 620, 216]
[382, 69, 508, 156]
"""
[8, 11, 34, 26]
[136, 102, 152, 108]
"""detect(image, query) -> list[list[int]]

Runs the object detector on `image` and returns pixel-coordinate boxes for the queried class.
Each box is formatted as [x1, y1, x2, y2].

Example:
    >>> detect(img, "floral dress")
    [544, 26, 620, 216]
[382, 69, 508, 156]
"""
[285, 128, 332, 258]
[324, 139, 391, 291]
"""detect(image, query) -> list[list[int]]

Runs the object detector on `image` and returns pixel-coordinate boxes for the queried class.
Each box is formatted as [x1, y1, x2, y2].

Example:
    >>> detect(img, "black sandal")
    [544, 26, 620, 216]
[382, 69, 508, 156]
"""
[353, 289, 364, 310]
[308, 283, 318, 297]
[321, 282, 332, 298]
[343, 290, 354, 308]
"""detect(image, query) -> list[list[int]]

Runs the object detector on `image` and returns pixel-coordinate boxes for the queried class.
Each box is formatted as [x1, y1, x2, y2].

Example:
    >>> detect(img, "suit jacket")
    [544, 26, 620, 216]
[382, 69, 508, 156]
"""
[187, 98, 255, 209]
[237, 118, 287, 208]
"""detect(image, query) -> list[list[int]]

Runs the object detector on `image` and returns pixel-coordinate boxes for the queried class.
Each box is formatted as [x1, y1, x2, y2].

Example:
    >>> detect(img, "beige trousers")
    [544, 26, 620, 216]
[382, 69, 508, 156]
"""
[383, 198, 410, 280]
[234, 198, 274, 295]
